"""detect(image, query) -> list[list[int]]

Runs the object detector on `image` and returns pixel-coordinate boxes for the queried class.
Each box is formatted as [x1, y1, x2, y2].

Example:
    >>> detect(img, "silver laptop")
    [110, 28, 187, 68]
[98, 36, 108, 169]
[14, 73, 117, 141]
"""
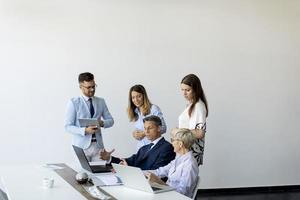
[73, 145, 112, 173]
[112, 163, 174, 194]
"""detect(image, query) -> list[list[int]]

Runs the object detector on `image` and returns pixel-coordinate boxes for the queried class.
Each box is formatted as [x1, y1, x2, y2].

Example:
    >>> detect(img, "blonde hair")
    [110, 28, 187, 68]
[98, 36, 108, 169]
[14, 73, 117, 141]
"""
[173, 128, 196, 150]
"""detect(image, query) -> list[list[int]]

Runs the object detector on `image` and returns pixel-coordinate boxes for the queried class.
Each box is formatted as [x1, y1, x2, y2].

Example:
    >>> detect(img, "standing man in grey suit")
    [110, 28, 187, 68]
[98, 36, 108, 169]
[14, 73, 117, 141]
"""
[65, 72, 114, 161]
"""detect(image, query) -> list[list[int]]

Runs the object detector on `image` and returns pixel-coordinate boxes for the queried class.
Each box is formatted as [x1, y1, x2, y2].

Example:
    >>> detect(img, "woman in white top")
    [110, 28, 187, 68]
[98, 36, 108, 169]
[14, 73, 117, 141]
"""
[127, 84, 167, 150]
[175, 74, 209, 165]
[146, 128, 199, 198]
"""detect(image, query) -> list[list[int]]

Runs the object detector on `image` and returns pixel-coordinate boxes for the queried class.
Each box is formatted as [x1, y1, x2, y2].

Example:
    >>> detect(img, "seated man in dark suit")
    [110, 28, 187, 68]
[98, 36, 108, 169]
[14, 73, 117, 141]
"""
[100, 115, 175, 170]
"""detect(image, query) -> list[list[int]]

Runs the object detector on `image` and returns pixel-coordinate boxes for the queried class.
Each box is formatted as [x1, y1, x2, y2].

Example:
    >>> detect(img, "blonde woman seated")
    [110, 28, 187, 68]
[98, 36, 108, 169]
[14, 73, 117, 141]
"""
[146, 128, 199, 198]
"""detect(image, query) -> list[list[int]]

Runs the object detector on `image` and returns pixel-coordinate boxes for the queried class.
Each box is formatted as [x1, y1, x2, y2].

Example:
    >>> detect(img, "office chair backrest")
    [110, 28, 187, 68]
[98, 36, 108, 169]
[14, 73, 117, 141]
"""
[192, 176, 200, 200]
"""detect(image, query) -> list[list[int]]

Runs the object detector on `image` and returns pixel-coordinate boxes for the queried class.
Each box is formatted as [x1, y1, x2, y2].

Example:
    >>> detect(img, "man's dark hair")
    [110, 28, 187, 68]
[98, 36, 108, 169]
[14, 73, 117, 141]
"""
[143, 115, 162, 126]
[78, 72, 94, 83]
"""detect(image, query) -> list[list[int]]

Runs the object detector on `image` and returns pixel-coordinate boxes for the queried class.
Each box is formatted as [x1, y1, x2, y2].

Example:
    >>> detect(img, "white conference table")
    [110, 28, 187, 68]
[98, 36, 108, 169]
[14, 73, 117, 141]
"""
[0, 163, 191, 200]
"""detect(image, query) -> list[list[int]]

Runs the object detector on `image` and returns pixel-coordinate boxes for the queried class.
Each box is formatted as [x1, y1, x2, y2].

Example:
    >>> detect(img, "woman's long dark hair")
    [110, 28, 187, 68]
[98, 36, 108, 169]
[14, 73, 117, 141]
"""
[181, 74, 208, 117]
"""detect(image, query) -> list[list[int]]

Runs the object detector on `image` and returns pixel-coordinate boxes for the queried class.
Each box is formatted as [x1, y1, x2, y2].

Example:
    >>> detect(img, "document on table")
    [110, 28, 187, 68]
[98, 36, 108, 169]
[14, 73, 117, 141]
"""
[89, 161, 107, 166]
[42, 164, 65, 170]
[91, 174, 123, 186]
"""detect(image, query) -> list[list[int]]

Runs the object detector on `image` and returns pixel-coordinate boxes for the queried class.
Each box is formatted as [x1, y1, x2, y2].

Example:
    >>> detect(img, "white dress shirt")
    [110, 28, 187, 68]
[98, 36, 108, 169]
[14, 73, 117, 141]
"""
[150, 136, 163, 149]
[81, 95, 94, 112]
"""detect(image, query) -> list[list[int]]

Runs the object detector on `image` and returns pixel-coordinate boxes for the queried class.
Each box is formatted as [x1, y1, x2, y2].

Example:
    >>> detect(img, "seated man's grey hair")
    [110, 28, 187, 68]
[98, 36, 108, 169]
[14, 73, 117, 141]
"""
[143, 115, 162, 127]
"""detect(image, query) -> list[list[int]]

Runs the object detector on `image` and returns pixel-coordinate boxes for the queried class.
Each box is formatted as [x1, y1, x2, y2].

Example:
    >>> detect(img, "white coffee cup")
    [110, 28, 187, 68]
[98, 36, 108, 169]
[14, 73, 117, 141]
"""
[43, 178, 54, 188]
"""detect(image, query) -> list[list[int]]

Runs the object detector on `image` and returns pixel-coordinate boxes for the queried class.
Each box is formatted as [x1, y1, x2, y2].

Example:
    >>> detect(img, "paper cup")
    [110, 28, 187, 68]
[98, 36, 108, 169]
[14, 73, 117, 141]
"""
[43, 178, 54, 188]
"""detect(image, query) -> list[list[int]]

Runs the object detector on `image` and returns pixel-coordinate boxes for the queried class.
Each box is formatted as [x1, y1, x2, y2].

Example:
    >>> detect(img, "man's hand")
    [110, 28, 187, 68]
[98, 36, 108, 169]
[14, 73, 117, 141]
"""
[119, 159, 128, 166]
[132, 130, 145, 140]
[99, 148, 115, 161]
[85, 126, 98, 134]
[98, 120, 104, 127]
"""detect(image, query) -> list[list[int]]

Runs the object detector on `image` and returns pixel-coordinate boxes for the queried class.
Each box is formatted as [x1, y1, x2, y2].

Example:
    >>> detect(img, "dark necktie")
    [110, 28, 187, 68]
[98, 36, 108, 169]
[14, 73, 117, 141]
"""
[88, 98, 94, 118]
[142, 143, 154, 160]
[88, 98, 96, 141]
[146, 143, 154, 152]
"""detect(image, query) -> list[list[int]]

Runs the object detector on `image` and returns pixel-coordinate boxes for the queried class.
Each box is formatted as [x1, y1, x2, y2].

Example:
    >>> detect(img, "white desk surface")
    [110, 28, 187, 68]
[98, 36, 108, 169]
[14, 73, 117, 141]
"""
[0, 163, 191, 200]
[0, 164, 85, 200]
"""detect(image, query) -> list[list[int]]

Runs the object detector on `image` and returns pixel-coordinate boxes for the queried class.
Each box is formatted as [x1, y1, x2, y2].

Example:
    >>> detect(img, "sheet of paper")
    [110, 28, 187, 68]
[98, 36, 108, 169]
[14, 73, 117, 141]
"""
[42, 164, 65, 170]
[92, 174, 123, 186]
[89, 160, 106, 166]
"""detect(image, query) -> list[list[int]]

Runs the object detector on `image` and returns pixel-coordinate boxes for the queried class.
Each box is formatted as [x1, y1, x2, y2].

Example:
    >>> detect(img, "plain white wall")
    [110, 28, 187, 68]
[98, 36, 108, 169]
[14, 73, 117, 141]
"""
[0, 0, 299, 188]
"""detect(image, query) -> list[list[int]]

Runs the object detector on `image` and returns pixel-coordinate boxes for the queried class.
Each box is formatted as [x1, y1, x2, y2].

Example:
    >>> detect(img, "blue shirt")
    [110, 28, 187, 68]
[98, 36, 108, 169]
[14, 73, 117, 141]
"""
[154, 151, 199, 198]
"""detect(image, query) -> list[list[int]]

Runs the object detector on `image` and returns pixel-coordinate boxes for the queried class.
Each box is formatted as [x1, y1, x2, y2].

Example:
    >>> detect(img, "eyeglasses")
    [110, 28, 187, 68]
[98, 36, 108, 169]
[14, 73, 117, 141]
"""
[80, 84, 97, 90]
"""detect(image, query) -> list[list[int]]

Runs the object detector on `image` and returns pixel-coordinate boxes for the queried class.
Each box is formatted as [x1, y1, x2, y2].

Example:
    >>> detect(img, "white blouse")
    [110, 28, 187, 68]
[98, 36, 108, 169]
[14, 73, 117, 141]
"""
[178, 100, 207, 165]
[179, 100, 206, 130]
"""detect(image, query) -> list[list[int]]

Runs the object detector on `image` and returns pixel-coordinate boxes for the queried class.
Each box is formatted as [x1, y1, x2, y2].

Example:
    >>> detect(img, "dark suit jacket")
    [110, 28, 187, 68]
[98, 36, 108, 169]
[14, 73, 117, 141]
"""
[111, 137, 175, 170]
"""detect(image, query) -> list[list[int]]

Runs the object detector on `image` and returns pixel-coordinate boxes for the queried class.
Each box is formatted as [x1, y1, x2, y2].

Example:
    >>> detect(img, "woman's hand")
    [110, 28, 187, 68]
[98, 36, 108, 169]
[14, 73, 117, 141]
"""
[145, 172, 159, 182]
[132, 130, 145, 140]
[145, 172, 167, 185]
[173, 127, 205, 139]
[192, 128, 205, 139]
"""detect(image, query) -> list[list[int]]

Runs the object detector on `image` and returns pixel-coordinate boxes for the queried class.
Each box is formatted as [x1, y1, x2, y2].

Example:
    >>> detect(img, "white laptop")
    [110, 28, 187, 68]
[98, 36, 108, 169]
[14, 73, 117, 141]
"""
[112, 163, 174, 194]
